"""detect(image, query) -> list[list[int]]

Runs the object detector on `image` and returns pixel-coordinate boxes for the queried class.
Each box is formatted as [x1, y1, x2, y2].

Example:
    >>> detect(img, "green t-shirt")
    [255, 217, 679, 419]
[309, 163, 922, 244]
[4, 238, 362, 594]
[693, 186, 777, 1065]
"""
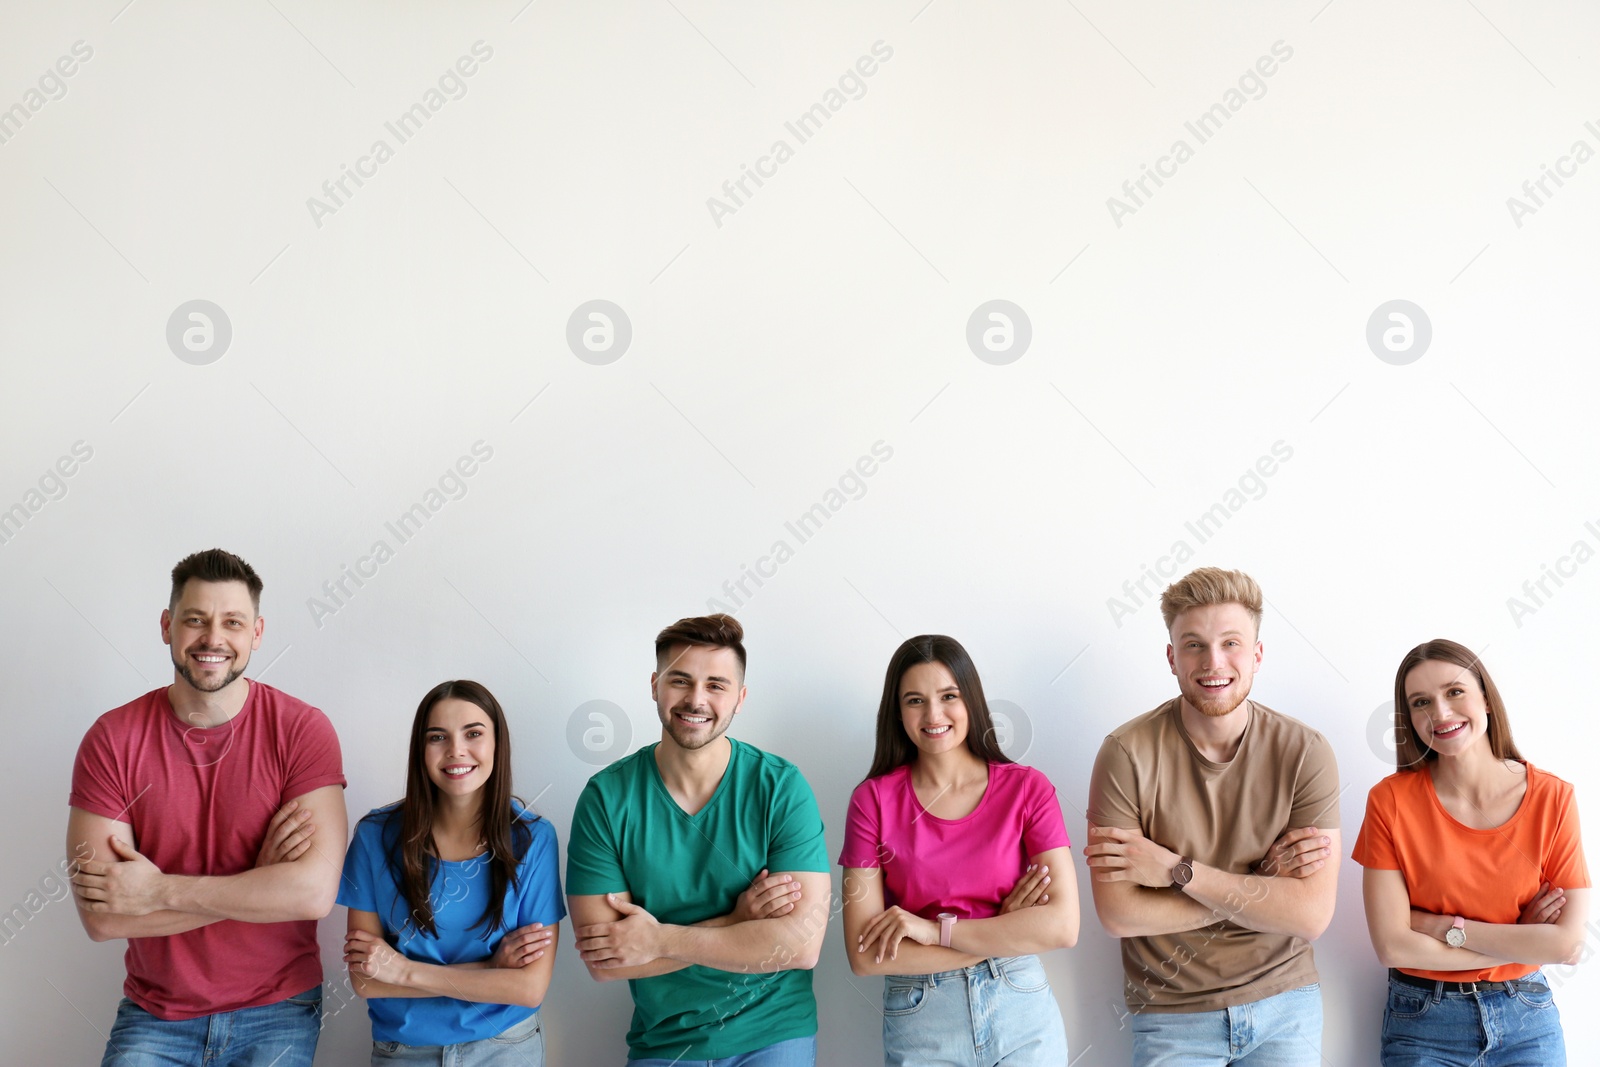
[566, 738, 830, 1060]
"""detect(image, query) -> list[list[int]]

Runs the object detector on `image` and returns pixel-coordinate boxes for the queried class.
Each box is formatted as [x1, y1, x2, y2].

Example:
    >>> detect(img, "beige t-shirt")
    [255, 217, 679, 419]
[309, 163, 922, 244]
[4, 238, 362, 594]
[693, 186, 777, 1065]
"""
[1087, 698, 1340, 1013]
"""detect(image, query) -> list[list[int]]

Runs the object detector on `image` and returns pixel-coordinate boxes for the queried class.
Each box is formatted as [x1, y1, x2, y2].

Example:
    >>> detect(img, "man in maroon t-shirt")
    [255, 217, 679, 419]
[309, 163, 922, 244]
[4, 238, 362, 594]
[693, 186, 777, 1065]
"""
[68, 548, 347, 1067]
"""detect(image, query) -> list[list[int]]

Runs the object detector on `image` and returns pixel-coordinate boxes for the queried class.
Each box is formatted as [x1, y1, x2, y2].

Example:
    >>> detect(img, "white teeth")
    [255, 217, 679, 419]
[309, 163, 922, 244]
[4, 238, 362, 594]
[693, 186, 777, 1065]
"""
[196, 655, 226, 662]
[1435, 722, 1465, 737]
[923, 725, 951, 735]
[1201, 680, 1228, 688]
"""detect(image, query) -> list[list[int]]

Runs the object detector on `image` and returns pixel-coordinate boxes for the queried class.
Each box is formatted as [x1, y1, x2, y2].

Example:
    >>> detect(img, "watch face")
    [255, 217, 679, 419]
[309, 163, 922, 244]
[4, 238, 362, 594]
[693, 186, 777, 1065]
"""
[1172, 861, 1194, 888]
[1446, 927, 1467, 948]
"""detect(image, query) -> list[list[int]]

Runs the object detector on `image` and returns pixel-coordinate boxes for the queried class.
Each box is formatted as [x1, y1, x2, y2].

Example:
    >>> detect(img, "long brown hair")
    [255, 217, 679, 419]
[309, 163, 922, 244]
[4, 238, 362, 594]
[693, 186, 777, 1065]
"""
[864, 635, 1015, 781]
[1391, 639, 1522, 771]
[379, 680, 533, 939]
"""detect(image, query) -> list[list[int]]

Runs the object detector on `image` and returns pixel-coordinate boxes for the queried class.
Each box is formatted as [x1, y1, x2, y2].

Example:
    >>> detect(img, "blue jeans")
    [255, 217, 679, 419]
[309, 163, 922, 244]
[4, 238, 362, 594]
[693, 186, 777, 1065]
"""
[880, 955, 1067, 1067]
[1129, 983, 1322, 1066]
[100, 985, 322, 1067]
[1381, 970, 1565, 1066]
[372, 1010, 544, 1066]
[626, 1035, 815, 1067]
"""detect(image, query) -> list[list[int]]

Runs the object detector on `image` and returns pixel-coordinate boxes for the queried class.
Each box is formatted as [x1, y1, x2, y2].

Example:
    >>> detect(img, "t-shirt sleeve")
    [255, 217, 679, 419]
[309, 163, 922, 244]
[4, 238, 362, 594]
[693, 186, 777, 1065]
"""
[1288, 733, 1341, 830]
[283, 706, 347, 801]
[1086, 735, 1141, 831]
[337, 815, 383, 913]
[565, 778, 629, 896]
[837, 779, 883, 868]
[1545, 782, 1591, 890]
[1020, 767, 1071, 855]
[516, 818, 567, 925]
[767, 766, 830, 874]
[1350, 781, 1399, 870]
[68, 716, 128, 822]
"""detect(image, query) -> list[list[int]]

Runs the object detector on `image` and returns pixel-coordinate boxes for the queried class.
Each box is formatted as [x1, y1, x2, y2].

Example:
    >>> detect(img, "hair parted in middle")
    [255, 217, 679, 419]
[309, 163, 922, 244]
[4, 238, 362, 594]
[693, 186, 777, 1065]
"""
[1159, 566, 1264, 635]
[864, 634, 1016, 782]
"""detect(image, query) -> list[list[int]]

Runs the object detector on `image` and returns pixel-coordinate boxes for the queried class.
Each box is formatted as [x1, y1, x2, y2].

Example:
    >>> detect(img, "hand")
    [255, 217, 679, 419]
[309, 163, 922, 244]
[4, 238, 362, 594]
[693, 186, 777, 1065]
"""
[857, 906, 939, 963]
[491, 923, 555, 968]
[1518, 882, 1566, 925]
[576, 895, 663, 969]
[1000, 863, 1051, 913]
[1084, 827, 1180, 888]
[345, 928, 410, 985]
[732, 869, 802, 923]
[1254, 827, 1330, 879]
[256, 800, 315, 867]
[71, 837, 167, 916]
[1409, 908, 1454, 942]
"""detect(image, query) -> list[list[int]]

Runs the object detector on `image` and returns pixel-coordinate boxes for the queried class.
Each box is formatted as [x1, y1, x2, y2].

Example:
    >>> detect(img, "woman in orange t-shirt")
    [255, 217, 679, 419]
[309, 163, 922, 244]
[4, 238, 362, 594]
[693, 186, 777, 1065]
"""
[1352, 639, 1590, 1066]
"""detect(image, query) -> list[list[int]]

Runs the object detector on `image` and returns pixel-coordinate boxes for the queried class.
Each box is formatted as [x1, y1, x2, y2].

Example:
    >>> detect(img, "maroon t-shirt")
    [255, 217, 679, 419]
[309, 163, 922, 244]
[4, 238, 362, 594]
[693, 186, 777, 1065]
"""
[69, 681, 345, 1020]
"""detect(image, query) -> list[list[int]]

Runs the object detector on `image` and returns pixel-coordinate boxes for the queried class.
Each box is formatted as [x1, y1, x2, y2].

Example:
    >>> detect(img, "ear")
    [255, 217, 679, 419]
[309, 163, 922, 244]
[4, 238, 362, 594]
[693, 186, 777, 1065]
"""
[1165, 644, 1176, 675]
[251, 615, 264, 651]
[160, 608, 173, 646]
[733, 685, 748, 715]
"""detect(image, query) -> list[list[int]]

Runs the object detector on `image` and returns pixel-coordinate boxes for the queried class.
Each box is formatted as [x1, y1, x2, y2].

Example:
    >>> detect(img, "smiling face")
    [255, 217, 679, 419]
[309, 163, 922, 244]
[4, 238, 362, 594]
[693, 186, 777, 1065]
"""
[161, 579, 263, 694]
[1404, 659, 1490, 758]
[652, 643, 745, 752]
[1167, 602, 1262, 718]
[423, 697, 496, 797]
[898, 660, 969, 756]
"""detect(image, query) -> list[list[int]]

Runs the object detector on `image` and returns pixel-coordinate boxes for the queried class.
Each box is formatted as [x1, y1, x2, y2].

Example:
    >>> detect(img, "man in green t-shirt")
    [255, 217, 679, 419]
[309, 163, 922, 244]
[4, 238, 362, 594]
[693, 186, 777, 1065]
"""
[568, 613, 832, 1066]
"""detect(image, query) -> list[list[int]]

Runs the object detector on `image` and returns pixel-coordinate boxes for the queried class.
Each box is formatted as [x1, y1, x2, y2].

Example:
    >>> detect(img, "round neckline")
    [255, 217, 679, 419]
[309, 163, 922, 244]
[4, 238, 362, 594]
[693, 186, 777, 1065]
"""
[902, 761, 995, 825]
[1422, 759, 1533, 833]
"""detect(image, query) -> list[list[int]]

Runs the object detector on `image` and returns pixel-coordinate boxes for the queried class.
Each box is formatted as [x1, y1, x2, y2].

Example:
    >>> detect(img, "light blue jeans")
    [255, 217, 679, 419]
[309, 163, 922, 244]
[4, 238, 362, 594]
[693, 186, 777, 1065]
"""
[880, 954, 1067, 1067]
[1129, 983, 1322, 1066]
[1380, 969, 1564, 1066]
[625, 1035, 816, 1067]
[100, 985, 322, 1067]
[371, 1009, 543, 1066]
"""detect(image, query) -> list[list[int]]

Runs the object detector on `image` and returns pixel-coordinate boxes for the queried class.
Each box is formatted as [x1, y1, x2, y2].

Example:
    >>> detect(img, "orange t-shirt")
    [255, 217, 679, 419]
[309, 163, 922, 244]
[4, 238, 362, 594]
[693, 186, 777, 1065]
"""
[1351, 761, 1588, 982]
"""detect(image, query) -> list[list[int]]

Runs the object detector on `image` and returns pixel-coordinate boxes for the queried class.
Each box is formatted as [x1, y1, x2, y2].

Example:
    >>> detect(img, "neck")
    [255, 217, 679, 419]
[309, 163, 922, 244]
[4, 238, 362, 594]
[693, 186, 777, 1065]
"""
[911, 746, 986, 789]
[1429, 743, 1513, 792]
[432, 791, 484, 839]
[654, 734, 732, 794]
[167, 676, 250, 728]
[1178, 697, 1251, 761]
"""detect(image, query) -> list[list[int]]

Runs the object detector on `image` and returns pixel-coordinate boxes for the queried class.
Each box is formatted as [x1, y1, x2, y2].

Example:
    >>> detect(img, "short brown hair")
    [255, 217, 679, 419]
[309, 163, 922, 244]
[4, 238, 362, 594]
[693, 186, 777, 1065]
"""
[1160, 567, 1263, 635]
[1391, 639, 1521, 771]
[655, 613, 746, 677]
[170, 549, 263, 612]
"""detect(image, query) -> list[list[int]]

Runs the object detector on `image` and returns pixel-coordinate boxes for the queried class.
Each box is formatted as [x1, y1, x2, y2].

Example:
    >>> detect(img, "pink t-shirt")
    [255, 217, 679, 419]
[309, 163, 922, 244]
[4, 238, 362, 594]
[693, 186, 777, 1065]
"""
[838, 762, 1070, 920]
[69, 682, 345, 1020]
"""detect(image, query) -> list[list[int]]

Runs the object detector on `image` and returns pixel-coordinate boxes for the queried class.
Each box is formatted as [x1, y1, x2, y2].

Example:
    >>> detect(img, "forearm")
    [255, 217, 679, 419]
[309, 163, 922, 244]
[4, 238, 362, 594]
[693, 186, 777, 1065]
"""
[584, 911, 737, 981]
[948, 908, 1075, 958]
[81, 908, 219, 941]
[1185, 863, 1330, 940]
[161, 863, 335, 923]
[848, 940, 986, 976]
[1376, 927, 1508, 972]
[396, 959, 548, 1008]
[660, 912, 824, 973]
[1097, 886, 1228, 938]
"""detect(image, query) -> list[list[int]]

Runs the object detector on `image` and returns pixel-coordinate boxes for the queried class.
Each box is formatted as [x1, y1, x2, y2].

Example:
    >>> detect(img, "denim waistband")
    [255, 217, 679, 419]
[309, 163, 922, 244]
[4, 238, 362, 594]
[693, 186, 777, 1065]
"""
[891, 955, 1038, 986]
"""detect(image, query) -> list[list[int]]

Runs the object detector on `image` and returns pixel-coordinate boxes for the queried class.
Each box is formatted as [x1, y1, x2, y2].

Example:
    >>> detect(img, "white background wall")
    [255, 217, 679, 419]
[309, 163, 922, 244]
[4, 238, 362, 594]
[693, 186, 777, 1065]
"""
[4, 1, 1599, 1063]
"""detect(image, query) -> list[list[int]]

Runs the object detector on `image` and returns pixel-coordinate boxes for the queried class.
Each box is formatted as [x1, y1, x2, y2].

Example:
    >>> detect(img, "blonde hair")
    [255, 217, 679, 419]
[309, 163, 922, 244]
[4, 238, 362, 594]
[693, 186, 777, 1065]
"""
[1160, 567, 1263, 635]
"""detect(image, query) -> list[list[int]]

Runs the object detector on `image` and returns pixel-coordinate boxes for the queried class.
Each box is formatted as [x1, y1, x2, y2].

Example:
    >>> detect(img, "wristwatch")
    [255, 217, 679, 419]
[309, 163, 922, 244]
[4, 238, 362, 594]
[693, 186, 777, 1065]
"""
[938, 912, 957, 948]
[1170, 856, 1194, 891]
[1445, 915, 1467, 948]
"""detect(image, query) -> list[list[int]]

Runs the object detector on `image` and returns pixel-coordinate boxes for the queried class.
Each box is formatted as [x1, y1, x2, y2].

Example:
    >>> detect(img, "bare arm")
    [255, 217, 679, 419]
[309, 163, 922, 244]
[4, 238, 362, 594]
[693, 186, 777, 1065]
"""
[573, 871, 830, 980]
[345, 908, 558, 1008]
[843, 848, 1079, 977]
[1085, 822, 1235, 938]
[71, 786, 347, 929]
[1363, 868, 1589, 970]
[1085, 824, 1338, 942]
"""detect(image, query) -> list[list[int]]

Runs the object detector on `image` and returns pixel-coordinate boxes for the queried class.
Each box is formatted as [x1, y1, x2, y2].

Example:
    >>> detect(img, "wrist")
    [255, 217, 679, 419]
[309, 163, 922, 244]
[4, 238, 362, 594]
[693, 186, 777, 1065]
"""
[655, 923, 683, 961]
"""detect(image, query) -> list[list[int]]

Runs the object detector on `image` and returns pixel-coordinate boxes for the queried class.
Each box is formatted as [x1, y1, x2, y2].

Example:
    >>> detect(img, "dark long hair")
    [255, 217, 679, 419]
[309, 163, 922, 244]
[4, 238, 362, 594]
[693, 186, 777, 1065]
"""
[391, 680, 533, 939]
[1391, 639, 1522, 771]
[864, 635, 1015, 781]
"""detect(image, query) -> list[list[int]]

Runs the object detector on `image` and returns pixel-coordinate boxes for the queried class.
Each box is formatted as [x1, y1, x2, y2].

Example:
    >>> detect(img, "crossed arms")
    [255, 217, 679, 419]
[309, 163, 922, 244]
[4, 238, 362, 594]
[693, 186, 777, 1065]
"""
[68, 785, 347, 941]
[569, 868, 832, 982]
[1085, 823, 1340, 942]
[1363, 868, 1589, 971]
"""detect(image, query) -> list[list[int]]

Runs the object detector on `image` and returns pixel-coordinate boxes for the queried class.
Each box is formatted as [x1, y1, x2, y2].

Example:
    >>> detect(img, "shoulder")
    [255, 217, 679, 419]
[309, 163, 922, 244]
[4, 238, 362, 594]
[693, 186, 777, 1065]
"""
[581, 745, 655, 794]
[731, 739, 811, 789]
[1249, 701, 1333, 755]
[1523, 762, 1578, 804]
[86, 689, 167, 737]
[1365, 769, 1424, 806]
[1105, 699, 1180, 747]
[995, 761, 1056, 794]
[850, 765, 908, 805]
[355, 802, 402, 833]
[248, 682, 329, 726]
[351, 803, 403, 850]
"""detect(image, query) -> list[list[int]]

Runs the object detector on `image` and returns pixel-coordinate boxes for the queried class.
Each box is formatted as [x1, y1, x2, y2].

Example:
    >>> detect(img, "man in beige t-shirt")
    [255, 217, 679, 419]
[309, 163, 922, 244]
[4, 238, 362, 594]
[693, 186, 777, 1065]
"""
[1086, 567, 1340, 1065]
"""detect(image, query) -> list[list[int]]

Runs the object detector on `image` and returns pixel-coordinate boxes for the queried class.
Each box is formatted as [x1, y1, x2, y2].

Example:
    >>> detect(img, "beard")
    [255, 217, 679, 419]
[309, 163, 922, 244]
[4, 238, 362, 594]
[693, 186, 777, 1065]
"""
[1180, 675, 1253, 718]
[173, 651, 247, 693]
[659, 705, 729, 751]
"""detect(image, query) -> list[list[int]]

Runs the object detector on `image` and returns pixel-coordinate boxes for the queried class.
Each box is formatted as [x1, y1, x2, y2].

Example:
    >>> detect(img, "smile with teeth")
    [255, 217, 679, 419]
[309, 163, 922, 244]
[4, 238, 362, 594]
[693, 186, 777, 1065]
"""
[193, 654, 229, 665]
[442, 764, 478, 778]
[921, 724, 952, 736]
[1199, 678, 1231, 689]
[675, 711, 711, 726]
[1432, 721, 1467, 739]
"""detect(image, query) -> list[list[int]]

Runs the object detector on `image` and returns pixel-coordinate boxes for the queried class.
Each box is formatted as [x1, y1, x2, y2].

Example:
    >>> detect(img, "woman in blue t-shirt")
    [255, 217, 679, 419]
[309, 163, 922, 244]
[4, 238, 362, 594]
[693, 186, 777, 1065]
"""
[338, 679, 564, 1066]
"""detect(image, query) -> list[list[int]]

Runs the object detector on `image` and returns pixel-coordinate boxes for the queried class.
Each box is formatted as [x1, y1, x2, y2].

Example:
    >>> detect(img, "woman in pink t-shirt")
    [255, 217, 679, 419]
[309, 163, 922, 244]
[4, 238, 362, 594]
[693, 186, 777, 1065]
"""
[840, 634, 1079, 1067]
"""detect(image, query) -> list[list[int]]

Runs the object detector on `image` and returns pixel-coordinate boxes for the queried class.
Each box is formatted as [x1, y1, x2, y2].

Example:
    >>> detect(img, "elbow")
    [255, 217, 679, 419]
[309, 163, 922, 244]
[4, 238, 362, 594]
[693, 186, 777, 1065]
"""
[1556, 932, 1585, 968]
[585, 963, 621, 984]
[1058, 921, 1080, 951]
[304, 881, 339, 921]
[1096, 910, 1133, 940]
[1297, 915, 1333, 943]
[79, 911, 117, 943]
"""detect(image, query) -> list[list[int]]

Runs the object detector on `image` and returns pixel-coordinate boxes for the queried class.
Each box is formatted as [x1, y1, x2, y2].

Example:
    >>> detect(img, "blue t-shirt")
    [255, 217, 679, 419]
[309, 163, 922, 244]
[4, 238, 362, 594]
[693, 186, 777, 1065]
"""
[337, 801, 565, 1045]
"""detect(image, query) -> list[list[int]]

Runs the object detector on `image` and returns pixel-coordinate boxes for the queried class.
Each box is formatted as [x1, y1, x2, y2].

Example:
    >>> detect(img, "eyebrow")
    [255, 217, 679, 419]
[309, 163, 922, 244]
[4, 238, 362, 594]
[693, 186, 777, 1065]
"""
[902, 685, 959, 697]
[665, 669, 736, 685]
[428, 722, 487, 731]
